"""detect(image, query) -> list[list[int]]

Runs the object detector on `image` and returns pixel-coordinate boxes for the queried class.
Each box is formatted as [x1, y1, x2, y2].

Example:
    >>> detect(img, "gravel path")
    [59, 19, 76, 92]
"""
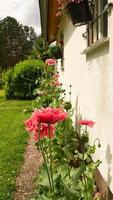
[14, 135, 43, 200]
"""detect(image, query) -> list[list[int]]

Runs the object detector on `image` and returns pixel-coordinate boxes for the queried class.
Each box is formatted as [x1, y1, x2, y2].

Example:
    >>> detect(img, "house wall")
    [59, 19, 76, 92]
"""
[58, 5, 113, 193]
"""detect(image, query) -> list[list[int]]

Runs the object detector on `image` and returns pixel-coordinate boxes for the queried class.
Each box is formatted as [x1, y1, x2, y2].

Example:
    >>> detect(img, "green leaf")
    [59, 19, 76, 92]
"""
[40, 194, 52, 200]
[38, 165, 50, 188]
[71, 165, 85, 185]
[60, 179, 80, 200]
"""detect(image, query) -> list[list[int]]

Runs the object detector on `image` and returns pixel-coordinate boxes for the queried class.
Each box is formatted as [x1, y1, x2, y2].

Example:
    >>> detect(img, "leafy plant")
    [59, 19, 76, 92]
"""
[2, 68, 15, 99]
[30, 35, 63, 61]
[33, 61, 64, 108]
[3, 59, 44, 100]
[25, 58, 101, 200]
[49, 45, 63, 59]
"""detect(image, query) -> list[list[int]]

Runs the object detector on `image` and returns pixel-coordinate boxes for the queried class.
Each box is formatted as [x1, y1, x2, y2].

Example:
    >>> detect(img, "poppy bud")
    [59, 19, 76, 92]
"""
[64, 101, 72, 111]
[80, 133, 89, 144]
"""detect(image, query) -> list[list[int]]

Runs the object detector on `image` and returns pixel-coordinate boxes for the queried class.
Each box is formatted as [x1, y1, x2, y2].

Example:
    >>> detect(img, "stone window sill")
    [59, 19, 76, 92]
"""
[82, 37, 109, 55]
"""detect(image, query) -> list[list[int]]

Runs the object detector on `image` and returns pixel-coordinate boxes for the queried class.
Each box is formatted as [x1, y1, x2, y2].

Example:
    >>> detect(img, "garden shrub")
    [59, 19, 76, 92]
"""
[3, 59, 44, 99]
[2, 68, 15, 99]
[0, 70, 3, 89]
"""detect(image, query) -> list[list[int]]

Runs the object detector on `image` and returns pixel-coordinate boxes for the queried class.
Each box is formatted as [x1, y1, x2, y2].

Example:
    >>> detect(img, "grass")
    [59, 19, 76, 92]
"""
[0, 91, 31, 200]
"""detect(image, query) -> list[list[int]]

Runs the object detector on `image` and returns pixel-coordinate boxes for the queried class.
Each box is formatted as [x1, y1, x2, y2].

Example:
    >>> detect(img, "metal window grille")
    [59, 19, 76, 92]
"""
[87, 0, 108, 47]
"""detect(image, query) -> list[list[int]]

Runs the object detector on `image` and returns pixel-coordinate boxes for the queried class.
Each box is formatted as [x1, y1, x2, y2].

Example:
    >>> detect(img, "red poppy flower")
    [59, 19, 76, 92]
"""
[24, 118, 37, 132]
[32, 107, 68, 124]
[33, 123, 55, 142]
[24, 118, 55, 141]
[25, 107, 67, 142]
[79, 120, 95, 128]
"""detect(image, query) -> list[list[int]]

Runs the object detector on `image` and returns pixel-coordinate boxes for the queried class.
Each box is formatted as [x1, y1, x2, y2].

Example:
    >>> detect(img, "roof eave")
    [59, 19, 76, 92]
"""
[39, 0, 59, 43]
[39, 0, 48, 40]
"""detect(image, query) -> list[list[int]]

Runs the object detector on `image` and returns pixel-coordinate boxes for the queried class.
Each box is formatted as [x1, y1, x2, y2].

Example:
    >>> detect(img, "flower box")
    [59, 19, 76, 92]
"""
[67, 0, 92, 25]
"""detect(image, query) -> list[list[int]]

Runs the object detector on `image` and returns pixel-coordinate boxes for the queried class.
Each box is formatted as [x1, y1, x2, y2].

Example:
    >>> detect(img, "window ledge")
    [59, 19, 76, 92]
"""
[81, 37, 109, 55]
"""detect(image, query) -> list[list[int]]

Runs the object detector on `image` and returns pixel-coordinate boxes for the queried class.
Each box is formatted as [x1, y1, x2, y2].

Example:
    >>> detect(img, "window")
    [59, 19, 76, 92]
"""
[86, 0, 108, 47]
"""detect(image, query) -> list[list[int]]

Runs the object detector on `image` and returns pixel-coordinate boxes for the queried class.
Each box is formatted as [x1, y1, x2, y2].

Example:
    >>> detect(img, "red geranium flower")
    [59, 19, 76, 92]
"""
[45, 58, 56, 66]
[79, 120, 95, 128]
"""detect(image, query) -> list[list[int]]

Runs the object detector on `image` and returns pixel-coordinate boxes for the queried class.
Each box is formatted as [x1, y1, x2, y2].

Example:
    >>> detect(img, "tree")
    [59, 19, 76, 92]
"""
[0, 16, 37, 69]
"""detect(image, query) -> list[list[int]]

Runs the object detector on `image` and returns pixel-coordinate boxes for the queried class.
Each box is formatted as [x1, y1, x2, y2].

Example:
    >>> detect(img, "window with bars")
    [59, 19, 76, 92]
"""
[87, 0, 108, 47]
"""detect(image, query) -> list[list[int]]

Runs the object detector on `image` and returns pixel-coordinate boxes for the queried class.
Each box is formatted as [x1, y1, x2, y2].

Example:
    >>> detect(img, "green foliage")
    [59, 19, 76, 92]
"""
[29, 112, 100, 200]
[0, 16, 37, 69]
[30, 35, 49, 61]
[3, 59, 44, 100]
[33, 67, 64, 108]
[49, 45, 63, 59]
[30, 35, 62, 61]
[34, 158, 99, 200]
[0, 90, 5, 98]
[0, 68, 3, 89]
[2, 68, 15, 99]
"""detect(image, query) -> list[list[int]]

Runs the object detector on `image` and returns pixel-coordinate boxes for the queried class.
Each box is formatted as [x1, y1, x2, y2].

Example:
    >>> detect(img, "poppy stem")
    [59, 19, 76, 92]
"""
[38, 123, 54, 200]
[64, 121, 70, 179]
[42, 139, 49, 163]
[48, 123, 55, 200]
[82, 144, 87, 200]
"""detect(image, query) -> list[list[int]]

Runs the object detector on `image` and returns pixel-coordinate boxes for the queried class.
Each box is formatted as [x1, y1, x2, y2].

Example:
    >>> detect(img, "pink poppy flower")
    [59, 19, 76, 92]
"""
[24, 118, 37, 132]
[45, 58, 56, 66]
[79, 120, 95, 128]
[54, 81, 62, 86]
[24, 118, 55, 141]
[34, 131, 38, 141]
[33, 123, 55, 142]
[40, 123, 55, 138]
[53, 74, 60, 80]
[33, 107, 68, 124]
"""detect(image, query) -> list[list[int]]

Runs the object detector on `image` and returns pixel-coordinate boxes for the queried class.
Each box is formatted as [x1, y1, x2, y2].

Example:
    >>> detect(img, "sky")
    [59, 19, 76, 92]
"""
[0, 0, 41, 35]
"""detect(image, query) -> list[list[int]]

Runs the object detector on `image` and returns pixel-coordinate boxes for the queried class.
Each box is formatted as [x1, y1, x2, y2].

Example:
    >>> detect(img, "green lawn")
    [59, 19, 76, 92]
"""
[0, 91, 31, 200]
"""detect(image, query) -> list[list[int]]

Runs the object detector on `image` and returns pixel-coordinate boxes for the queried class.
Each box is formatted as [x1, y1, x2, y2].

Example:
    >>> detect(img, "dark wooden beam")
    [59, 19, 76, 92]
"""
[39, 0, 48, 39]
[95, 169, 113, 200]
[47, 0, 59, 43]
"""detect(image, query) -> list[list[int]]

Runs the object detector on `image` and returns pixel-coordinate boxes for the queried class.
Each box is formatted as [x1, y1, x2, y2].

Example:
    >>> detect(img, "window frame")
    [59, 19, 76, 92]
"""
[87, 0, 108, 47]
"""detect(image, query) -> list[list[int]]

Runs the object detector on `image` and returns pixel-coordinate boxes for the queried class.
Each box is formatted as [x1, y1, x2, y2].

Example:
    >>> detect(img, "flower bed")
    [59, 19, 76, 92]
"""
[25, 58, 101, 200]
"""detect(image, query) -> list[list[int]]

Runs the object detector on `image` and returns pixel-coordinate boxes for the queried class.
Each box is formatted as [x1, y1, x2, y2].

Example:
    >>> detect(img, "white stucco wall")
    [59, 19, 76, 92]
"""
[58, 7, 113, 192]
